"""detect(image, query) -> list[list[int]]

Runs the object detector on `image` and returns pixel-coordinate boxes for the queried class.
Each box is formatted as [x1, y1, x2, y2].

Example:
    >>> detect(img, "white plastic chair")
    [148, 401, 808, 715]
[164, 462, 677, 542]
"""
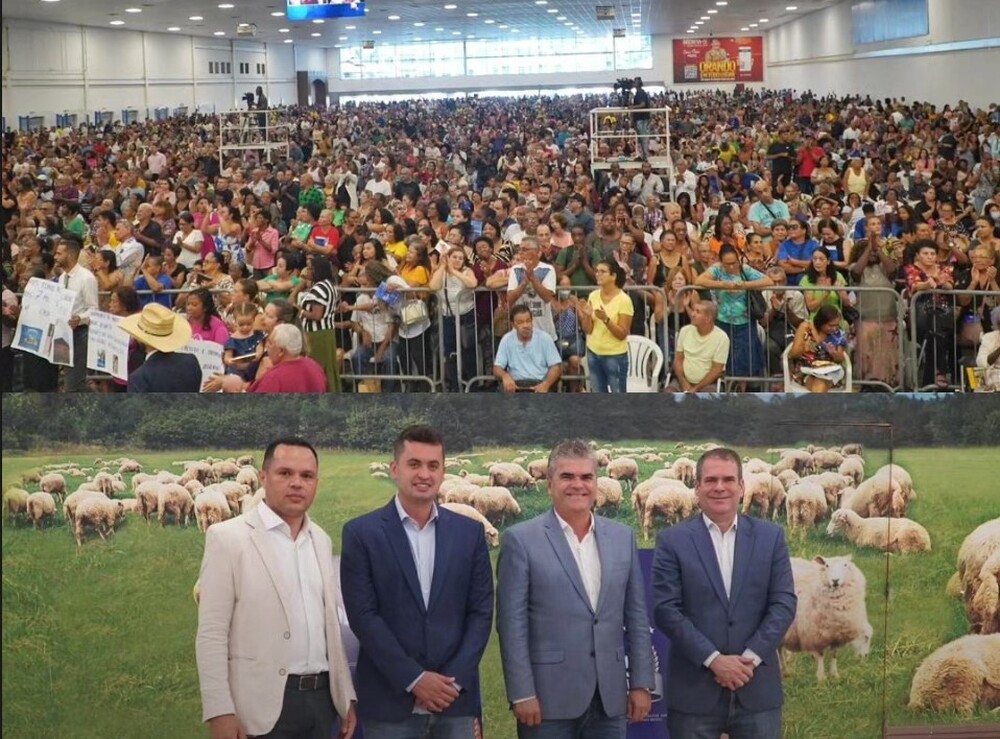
[626, 335, 664, 392]
[782, 345, 853, 393]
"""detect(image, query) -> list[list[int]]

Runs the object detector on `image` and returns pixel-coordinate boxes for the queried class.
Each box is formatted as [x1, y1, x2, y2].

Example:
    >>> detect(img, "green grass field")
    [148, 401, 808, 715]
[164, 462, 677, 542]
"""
[2, 445, 995, 739]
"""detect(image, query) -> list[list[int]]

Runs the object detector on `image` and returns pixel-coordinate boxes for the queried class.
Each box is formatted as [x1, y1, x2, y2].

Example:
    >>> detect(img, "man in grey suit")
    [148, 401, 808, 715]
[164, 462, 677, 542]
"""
[651, 447, 796, 739]
[497, 438, 655, 738]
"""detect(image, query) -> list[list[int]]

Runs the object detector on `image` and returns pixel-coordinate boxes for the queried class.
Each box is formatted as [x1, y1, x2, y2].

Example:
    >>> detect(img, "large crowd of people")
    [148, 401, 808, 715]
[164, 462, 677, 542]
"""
[2, 86, 998, 392]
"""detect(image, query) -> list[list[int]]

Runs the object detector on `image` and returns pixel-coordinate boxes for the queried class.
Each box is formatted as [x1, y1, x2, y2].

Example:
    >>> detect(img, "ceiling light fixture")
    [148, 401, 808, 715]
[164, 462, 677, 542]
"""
[283, 39, 292, 43]
[467, 12, 478, 17]
[740, 26, 749, 31]
[167, 26, 181, 31]
[189, 16, 203, 21]
[484, 19, 495, 24]
[687, 29, 696, 33]
[435, 27, 444, 31]
[786, 5, 798, 9]
[312, 19, 324, 24]
[707, 10, 718, 14]
[338, 35, 347, 40]
[444, 3, 457, 8]
[749, 23, 758, 27]
[217, 3, 234, 9]
[388, 15, 400, 20]
[278, 28, 289, 33]
[345, 25, 356, 29]
[271, 11, 284, 17]
[760, 18, 769, 23]
[110, 20, 125, 25]
[557, 16, 566, 21]
[700, 16, 710, 21]
[413, 22, 424, 26]
[311, 32, 321, 37]
[716, 1, 728, 5]
[125, 8, 142, 13]
[373, 29, 382, 34]
[213, 31, 225, 35]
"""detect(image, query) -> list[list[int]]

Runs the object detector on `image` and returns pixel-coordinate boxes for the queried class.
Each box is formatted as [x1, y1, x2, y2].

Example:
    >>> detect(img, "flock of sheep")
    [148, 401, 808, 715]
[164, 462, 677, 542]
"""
[3, 441, 997, 719]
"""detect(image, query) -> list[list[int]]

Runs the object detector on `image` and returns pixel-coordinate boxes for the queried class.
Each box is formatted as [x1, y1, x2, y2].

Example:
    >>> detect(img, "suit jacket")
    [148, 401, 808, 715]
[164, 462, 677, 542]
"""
[496, 510, 655, 720]
[195, 507, 356, 736]
[127, 350, 202, 392]
[340, 499, 495, 722]
[651, 514, 796, 716]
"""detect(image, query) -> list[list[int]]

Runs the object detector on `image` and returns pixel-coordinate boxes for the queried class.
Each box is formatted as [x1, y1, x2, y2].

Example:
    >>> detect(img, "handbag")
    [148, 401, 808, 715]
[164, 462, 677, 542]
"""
[742, 268, 767, 323]
[841, 304, 860, 325]
[400, 299, 429, 327]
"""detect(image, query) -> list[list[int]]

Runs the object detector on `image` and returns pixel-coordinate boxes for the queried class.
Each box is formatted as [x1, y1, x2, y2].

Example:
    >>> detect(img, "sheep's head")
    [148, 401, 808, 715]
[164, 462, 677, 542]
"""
[813, 554, 857, 590]
[826, 510, 850, 537]
[851, 621, 873, 658]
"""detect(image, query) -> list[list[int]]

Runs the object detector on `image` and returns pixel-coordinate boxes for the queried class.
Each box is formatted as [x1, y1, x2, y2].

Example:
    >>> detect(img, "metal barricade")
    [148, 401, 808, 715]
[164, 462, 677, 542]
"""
[907, 288, 1000, 392]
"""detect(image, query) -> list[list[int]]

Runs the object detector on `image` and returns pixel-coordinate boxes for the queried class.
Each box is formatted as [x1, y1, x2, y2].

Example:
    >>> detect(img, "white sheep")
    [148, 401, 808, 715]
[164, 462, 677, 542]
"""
[594, 449, 612, 468]
[131, 472, 155, 492]
[595, 477, 623, 510]
[39, 472, 68, 501]
[841, 443, 864, 457]
[21, 470, 41, 485]
[135, 480, 164, 521]
[826, 509, 931, 554]
[73, 497, 125, 546]
[239, 487, 266, 514]
[457, 471, 491, 486]
[370, 471, 390, 479]
[26, 491, 56, 529]
[211, 460, 241, 483]
[642, 483, 698, 540]
[488, 462, 534, 489]
[118, 459, 143, 475]
[90, 471, 121, 496]
[907, 634, 1000, 714]
[839, 474, 906, 518]
[4, 488, 30, 524]
[743, 458, 772, 475]
[782, 555, 872, 682]
[606, 457, 639, 491]
[785, 482, 828, 533]
[810, 449, 845, 473]
[967, 549, 1000, 635]
[235, 454, 255, 468]
[949, 518, 1000, 634]
[872, 464, 914, 500]
[741, 473, 787, 521]
[527, 459, 549, 481]
[772, 449, 813, 475]
[63, 489, 108, 526]
[669, 457, 697, 486]
[235, 466, 260, 490]
[837, 456, 866, 487]
[468, 486, 521, 526]
[440, 483, 481, 506]
[440, 502, 499, 548]
[195, 489, 232, 532]
[650, 468, 681, 481]
[800, 472, 855, 509]
[157, 484, 194, 527]
[776, 469, 800, 490]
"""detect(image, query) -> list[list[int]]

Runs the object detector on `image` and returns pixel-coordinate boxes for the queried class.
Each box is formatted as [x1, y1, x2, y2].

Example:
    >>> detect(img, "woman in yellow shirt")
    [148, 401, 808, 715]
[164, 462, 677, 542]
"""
[577, 260, 633, 392]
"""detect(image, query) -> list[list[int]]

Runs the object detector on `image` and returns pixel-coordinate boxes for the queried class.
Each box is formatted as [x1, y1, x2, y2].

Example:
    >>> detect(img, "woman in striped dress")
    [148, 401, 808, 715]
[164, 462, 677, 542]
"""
[297, 255, 341, 391]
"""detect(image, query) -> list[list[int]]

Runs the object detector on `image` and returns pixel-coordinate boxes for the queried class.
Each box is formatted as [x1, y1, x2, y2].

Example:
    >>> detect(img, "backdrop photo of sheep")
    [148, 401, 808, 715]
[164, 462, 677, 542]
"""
[1, 394, 997, 738]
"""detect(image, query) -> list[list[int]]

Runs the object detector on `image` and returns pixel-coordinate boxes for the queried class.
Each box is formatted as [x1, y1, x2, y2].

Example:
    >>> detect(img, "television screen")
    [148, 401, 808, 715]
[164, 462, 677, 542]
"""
[286, 0, 366, 22]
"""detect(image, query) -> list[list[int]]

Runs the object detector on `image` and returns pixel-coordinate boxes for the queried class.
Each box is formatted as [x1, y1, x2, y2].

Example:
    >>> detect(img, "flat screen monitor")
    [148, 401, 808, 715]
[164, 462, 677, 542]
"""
[286, 0, 366, 22]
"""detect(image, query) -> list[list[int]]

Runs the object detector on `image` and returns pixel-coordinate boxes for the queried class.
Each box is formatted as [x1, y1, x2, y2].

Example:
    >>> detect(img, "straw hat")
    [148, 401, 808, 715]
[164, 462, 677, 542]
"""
[119, 303, 191, 353]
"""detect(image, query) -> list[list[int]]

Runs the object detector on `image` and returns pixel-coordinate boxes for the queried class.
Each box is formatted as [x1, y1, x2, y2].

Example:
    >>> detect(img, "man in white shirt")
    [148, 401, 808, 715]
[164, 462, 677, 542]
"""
[196, 439, 358, 739]
[672, 158, 698, 202]
[111, 220, 145, 283]
[629, 162, 665, 203]
[53, 234, 99, 392]
[146, 145, 167, 178]
[651, 449, 796, 738]
[507, 237, 557, 338]
[496, 439, 655, 734]
[363, 167, 393, 199]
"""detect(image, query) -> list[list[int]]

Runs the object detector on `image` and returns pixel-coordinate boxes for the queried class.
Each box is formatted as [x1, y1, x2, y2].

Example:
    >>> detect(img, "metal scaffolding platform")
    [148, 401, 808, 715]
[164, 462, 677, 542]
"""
[217, 109, 289, 166]
[589, 105, 674, 198]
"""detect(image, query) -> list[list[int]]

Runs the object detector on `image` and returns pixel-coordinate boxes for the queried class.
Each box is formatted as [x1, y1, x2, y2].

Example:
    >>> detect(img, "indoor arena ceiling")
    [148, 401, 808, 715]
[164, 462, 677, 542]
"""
[4, 0, 841, 48]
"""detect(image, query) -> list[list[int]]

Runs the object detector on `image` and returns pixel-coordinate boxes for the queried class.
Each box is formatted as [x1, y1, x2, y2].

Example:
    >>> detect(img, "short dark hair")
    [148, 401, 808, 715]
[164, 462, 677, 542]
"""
[57, 233, 84, 256]
[393, 424, 445, 461]
[509, 304, 532, 323]
[262, 437, 318, 470]
[696, 447, 743, 483]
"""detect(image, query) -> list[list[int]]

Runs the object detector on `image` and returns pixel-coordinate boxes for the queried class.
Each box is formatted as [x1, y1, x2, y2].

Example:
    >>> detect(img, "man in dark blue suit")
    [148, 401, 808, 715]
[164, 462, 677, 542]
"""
[340, 425, 494, 739]
[652, 448, 796, 739]
[118, 303, 202, 392]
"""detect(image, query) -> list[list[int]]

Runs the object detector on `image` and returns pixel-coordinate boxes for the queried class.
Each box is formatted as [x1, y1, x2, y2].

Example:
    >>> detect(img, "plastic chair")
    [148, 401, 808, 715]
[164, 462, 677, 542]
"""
[626, 335, 664, 392]
[782, 345, 853, 393]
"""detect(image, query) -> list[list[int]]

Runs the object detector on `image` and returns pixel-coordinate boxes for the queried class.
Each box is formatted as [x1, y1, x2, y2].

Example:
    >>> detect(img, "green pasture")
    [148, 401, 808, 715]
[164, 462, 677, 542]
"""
[2, 445, 995, 738]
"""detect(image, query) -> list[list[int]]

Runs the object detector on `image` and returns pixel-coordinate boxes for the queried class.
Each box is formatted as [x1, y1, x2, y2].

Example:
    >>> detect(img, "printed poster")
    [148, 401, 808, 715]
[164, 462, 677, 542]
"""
[179, 339, 225, 391]
[86, 311, 130, 382]
[12, 277, 77, 366]
[673, 37, 764, 83]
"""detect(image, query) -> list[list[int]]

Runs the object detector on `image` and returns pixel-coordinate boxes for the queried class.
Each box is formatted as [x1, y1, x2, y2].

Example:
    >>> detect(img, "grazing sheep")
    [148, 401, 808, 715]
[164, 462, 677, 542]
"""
[642, 484, 698, 540]
[907, 634, 1000, 715]
[21, 470, 41, 486]
[631, 478, 669, 520]
[640, 453, 663, 463]
[240, 487, 266, 514]
[838, 456, 866, 487]
[782, 556, 873, 682]
[235, 466, 260, 490]
[210, 481, 252, 516]
[119, 498, 139, 515]
[826, 509, 931, 554]
[457, 471, 492, 486]
[650, 468, 681, 481]
[73, 497, 125, 546]
[131, 472, 155, 492]
[949, 519, 1000, 634]
[179, 461, 213, 486]
[776, 469, 800, 490]
[157, 485, 194, 527]
[468, 487, 521, 526]
[90, 471, 121, 496]
[488, 462, 534, 489]
[872, 464, 914, 500]
[810, 450, 845, 473]
[772, 449, 813, 475]
[594, 449, 612, 468]
[743, 458, 772, 475]
[195, 490, 232, 532]
[669, 457, 697, 486]
[135, 480, 165, 521]
[118, 459, 142, 475]
[211, 460, 241, 483]
[370, 471, 389, 479]
[967, 549, 1000, 635]
[606, 457, 639, 491]
[440, 484, 480, 506]
[800, 472, 854, 509]
[785, 482, 828, 533]
[63, 490, 108, 526]
[26, 491, 56, 529]
[595, 478, 623, 509]
[841, 443, 864, 457]
[184, 479, 205, 496]
[4, 488, 30, 524]
[741, 473, 787, 521]
[839, 475, 906, 518]
[527, 459, 549, 481]
[368, 462, 388, 473]
[440, 503, 500, 548]
[39, 473, 68, 502]
[235, 454, 255, 468]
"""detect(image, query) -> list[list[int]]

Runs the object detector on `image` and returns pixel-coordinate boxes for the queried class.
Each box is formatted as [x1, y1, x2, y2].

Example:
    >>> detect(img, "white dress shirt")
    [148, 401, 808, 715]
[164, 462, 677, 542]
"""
[701, 514, 761, 670]
[256, 502, 329, 675]
[554, 510, 602, 611]
[61, 262, 100, 326]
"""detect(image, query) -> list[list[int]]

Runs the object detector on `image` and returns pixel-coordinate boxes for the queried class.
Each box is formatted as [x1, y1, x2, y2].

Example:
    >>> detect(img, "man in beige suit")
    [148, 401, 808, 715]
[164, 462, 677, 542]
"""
[196, 438, 357, 739]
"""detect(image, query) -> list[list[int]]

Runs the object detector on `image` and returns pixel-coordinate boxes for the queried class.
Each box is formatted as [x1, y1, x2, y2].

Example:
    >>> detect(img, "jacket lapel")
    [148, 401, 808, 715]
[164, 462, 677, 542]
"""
[544, 509, 594, 614]
[728, 516, 755, 610]
[380, 500, 427, 614]
[246, 507, 295, 628]
[427, 510, 453, 613]
[689, 518, 730, 606]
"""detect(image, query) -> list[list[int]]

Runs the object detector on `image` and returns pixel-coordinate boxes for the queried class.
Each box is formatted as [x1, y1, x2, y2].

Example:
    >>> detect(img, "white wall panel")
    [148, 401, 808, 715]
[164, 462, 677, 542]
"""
[295, 46, 326, 75]
[6, 23, 83, 74]
[85, 28, 144, 81]
[267, 43, 296, 79]
[145, 34, 194, 81]
[147, 84, 196, 111]
[268, 83, 298, 108]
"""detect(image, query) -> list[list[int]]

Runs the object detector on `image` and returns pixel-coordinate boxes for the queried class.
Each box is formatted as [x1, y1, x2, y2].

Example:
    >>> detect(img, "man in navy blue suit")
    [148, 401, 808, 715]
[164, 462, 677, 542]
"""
[340, 424, 494, 739]
[651, 448, 796, 739]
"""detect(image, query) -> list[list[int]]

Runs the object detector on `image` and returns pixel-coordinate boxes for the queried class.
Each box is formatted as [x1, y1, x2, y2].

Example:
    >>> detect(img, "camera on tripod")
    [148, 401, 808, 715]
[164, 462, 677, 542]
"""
[242, 92, 256, 109]
[613, 77, 634, 106]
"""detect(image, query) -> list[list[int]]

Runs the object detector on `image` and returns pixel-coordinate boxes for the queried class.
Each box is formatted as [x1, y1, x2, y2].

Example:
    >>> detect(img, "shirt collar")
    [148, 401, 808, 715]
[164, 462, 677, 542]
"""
[258, 500, 310, 537]
[394, 494, 438, 527]
[554, 509, 595, 538]
[702, 513, 738, 535]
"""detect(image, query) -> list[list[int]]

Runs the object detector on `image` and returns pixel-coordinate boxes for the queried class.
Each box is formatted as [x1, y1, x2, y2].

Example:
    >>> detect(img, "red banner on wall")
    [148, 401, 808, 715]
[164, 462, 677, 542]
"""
[672, 36, 764, 83]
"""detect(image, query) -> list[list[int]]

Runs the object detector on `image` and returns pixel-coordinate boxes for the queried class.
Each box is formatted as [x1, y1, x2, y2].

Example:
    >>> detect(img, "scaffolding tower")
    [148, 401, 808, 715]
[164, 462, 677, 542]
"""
[218, 109, 289, 167]
[588, 105, 674, 200]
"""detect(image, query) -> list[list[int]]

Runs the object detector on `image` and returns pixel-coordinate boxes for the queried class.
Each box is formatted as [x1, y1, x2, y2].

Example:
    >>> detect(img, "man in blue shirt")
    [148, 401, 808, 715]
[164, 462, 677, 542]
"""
[493, 305, 563, 392]
[776, 219, 820, 286]
[132, 255, 174, 308]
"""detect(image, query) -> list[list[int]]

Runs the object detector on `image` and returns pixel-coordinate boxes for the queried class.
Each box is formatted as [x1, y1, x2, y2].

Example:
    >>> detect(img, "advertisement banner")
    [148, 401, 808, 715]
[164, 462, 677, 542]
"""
[629, 549, 671, 738]
[673, 37, 764, 83]
[11, 277, 77, 366]
[86, 311, 130, 382]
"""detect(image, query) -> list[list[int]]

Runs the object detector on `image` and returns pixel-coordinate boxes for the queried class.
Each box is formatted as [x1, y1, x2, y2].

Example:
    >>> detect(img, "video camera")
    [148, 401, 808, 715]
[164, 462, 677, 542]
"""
[613, 77, 634, 106]
[242, 92, 256, 109]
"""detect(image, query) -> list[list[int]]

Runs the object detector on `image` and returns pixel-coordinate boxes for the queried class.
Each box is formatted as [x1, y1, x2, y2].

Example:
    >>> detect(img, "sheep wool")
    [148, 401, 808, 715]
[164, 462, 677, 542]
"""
[908, 634, 1000, 714]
